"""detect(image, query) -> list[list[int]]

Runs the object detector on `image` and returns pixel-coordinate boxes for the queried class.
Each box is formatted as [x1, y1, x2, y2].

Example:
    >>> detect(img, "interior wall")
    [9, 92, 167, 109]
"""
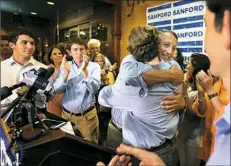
[58, 2, 115, 63]
[1, 11, 55, 62]
[120, 0, 172, 62]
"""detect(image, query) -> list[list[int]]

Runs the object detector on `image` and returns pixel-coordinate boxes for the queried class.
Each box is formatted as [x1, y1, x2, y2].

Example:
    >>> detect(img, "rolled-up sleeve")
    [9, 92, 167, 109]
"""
[122, 59, 152, 82]
[121, 57, 151, 97]
[52, 67, 68, 93]
[83, 64, 101, 94]
[98, 86, 130, 110]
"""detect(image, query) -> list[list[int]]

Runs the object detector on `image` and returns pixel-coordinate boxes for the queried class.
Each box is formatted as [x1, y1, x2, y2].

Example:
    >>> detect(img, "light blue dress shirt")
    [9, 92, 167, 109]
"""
[111, 108, 122, 128]
[52, 61, 101, 113]
[105, 55, 152, 128]
[206, 103, 230, 166]
[99, 55, 180, 149]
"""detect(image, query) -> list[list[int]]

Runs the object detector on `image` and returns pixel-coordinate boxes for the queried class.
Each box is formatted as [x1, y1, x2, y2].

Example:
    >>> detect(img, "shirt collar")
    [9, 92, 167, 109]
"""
[7, 56, 36, 66]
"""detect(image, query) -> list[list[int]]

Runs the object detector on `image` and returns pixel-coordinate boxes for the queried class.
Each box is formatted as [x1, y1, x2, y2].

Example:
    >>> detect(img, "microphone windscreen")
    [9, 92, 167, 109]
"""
[45, 67, 55, 79]
[66, 56, 73, 61]
[36, 67, 47, 77]
[0, 87, 12, 101]
[17, 85, 29, 95]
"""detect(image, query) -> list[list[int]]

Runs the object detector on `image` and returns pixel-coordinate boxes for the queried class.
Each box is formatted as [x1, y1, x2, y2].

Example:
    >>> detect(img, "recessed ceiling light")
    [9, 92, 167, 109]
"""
[31, 12, 37, 15]
[47, 1, 55, 5]
[14, 13, 18, 15]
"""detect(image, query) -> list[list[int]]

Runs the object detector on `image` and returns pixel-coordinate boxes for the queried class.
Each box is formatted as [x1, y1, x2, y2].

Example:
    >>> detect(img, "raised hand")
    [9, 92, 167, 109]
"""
[61, 55, 70, 80]
[196, 70, 214, 93]
[110, 63, 118, 72]
[81, 54, 90, 69]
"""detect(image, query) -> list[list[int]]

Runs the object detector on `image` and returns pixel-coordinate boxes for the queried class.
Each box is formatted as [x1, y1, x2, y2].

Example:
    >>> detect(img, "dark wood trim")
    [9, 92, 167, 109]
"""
[97, 0, 121, 64]
[112, 1, 121, 65]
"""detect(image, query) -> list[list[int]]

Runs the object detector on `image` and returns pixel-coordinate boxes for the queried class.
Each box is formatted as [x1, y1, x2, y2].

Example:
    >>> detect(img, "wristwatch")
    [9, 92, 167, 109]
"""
[208, 92, 218, 99]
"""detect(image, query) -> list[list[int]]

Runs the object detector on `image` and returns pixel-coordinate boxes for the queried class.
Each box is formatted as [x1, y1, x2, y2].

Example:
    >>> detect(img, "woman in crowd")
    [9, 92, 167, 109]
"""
[93, 53, 115, 145]
[46, 45, 65, 117]
[192, 59, 229, 164]
[177, 53, 210, 166]
[93, 53, 115, 86]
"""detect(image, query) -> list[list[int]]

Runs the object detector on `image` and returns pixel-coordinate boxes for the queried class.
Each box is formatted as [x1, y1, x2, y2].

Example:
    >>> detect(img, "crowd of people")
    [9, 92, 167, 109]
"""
[0, 0, 230, 166]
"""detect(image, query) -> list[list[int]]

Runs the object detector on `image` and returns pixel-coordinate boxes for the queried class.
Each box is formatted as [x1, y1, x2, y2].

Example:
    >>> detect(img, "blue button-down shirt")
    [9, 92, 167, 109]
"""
[111, 108, 122, 128]
[206, 103, 230, 166]
[52, 61, 101, 113]
[108, 55, 151, 128]
[99, 55, 180, 149]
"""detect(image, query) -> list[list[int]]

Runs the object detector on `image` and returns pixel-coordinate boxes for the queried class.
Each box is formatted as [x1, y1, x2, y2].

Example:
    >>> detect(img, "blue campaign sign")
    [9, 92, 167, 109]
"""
[147, 0, 206, 62]
[173, 15, 204, 24]
[0, 126, 16, 166]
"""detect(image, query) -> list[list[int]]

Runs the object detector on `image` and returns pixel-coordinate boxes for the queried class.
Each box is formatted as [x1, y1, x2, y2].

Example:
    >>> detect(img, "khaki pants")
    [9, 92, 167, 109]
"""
[62, 107, 99, 144]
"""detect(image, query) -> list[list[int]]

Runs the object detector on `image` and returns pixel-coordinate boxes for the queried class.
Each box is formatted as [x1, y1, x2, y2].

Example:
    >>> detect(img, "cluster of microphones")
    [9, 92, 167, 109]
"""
[0, 67, 55, 101]
[0, 56, 73, 120]
[0, 56, 73, 102]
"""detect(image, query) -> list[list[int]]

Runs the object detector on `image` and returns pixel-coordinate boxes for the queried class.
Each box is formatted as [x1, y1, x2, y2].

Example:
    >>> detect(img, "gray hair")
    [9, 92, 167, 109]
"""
[87, 39, 101, 48]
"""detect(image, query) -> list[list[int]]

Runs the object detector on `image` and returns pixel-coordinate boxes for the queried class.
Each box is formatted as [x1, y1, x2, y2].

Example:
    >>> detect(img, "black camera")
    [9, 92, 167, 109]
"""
[105, 69, 109, 74]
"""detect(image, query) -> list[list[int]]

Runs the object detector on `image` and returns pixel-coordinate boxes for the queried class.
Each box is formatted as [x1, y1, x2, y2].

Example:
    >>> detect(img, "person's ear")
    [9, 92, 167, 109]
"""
[9, 42, 16, 49]
[222, 10, 230, 50]
[67, 49, 71, 56]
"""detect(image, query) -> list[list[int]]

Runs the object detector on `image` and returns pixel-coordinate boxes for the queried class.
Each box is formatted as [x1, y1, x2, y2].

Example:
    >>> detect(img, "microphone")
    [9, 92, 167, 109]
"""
[23, 67, 54, 100]
[17, 85, 29, 96]
[0, 82, 26, 101]
[0, 67, 54, 101]
[0, 67, 44, 101]
[44, 67, 55, 79]
[36, 67, 47, 77]
[66, 56, 73, 61]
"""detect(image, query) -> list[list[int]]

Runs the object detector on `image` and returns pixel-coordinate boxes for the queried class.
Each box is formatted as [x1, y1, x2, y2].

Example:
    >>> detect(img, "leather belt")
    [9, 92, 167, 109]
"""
[62, 106, 94, 116]
[110, 120, 122, 132]
[148, 137, 176, 152]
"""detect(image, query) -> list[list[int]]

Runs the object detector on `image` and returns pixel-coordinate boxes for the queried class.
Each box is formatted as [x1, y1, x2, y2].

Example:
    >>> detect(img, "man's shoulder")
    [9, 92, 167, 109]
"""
[103, 55, 109, 61]
[1, 57, 13, 66]
[32, 59, 47, 69]
[121, 54, 137, 64]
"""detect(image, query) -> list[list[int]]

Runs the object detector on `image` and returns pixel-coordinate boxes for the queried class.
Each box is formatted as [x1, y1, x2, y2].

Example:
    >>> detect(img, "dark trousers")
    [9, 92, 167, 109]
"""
[98, 111, 111, 145]
[106, 120, 123, 150]
[131, 139, 179, 166]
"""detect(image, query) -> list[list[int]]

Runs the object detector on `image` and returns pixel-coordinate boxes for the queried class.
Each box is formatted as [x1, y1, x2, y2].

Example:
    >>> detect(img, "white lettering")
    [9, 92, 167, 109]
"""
[173, 5, 204, 16]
